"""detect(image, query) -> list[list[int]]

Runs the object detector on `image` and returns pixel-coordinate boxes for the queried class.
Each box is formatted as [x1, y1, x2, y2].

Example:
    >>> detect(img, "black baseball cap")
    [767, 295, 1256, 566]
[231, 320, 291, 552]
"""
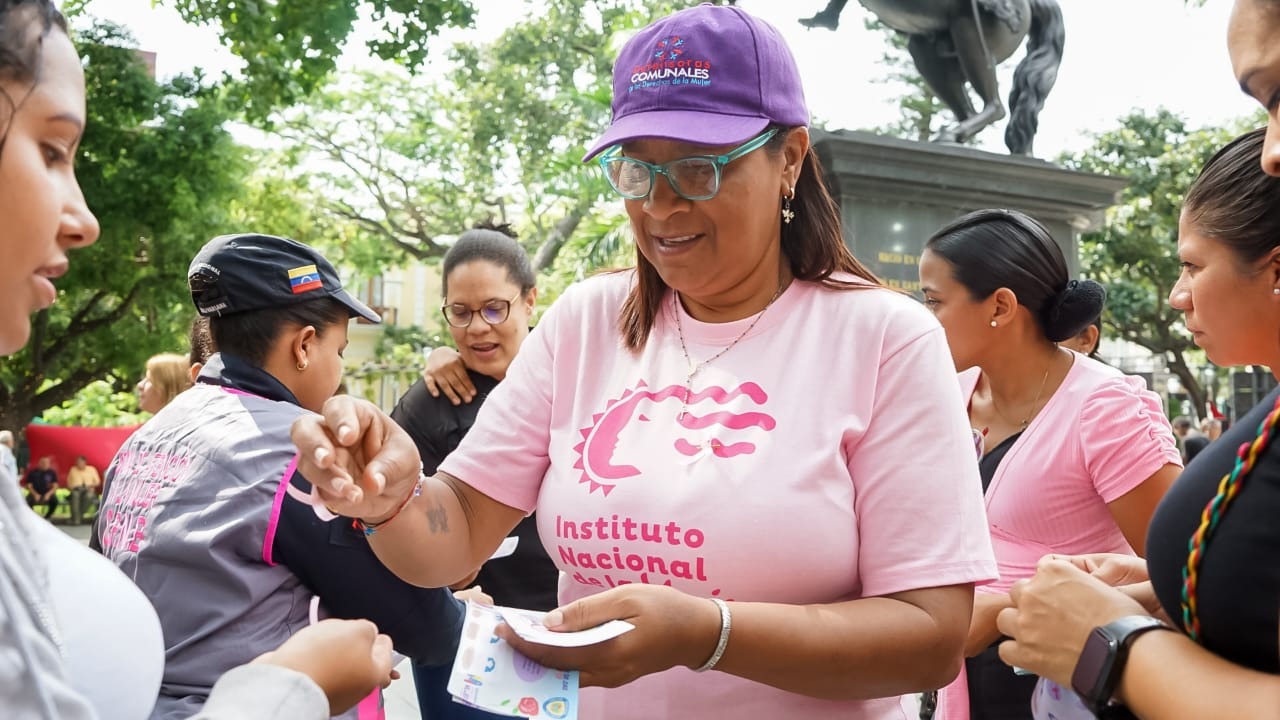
[188, 233, 381, 323]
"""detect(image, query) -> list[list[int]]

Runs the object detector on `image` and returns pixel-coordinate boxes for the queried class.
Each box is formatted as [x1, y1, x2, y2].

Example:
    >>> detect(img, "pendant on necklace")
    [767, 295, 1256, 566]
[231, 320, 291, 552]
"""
[679, 369, 698, 420]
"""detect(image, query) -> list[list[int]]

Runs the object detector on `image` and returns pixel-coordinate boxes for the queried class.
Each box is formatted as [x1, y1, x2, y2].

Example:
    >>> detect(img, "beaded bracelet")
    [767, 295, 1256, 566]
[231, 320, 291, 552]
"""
[354, 473, 426, 537]
[694, 598, 732, 673]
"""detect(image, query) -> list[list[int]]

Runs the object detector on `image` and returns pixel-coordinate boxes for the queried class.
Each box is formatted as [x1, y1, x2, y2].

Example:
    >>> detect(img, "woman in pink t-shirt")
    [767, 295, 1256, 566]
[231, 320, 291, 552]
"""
[918, 209, 1182, 719]
[293, 5, 999, 719]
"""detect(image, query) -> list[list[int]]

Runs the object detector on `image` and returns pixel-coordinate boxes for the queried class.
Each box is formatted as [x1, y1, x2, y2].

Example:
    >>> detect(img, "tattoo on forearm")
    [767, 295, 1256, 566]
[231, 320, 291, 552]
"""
[427, 502, 449, 533]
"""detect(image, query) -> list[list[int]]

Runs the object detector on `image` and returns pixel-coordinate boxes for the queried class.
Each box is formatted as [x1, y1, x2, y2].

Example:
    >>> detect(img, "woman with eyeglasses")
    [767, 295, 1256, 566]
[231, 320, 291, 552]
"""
[291, 5, 996, 718]
[389, 223, 558, 719]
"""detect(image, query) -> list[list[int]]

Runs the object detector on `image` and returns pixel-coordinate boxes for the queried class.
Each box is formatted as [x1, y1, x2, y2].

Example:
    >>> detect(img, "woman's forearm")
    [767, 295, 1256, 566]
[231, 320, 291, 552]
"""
[712, 585, 973, 700]
[366, 473, 523, 588]
[1116, 629, 1280, 718]
[966, 592, 1011, 657]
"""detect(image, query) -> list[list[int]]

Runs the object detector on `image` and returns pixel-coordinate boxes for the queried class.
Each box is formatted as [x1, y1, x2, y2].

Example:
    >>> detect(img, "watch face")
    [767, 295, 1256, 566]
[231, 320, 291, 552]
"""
[1073, 629, 1118, 700]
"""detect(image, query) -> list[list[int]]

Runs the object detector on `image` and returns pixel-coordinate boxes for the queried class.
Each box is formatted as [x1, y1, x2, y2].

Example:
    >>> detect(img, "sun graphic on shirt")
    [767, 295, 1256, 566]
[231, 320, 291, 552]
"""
[571, 380, 777, 496]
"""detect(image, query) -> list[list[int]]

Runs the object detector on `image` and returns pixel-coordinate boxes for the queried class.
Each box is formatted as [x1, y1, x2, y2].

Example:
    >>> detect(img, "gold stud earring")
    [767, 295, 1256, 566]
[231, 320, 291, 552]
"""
[296, 360, 309, 371]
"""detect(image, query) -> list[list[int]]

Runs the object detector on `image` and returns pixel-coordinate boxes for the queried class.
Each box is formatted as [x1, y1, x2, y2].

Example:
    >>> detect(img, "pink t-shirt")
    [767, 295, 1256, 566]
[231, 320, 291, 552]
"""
[960, 357, 1182, 595]
[442, 271, 997, 720]
[937, 358, 1182, 720]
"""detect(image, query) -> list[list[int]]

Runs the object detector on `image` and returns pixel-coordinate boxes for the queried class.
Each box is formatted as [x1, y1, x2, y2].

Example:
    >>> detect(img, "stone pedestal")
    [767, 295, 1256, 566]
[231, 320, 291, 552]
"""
[812, 130, 1127, 292]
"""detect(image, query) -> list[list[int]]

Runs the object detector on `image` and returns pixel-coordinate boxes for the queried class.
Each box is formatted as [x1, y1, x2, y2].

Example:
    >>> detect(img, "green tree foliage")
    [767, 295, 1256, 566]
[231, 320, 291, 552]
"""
[271, 69, 500, 270]
[38, 377, 148, 427]
[1060, 108, 1260, 417]
[270, 0, 709, 280]
[0, 21, 246, 431]
[162, 0, 476, 117]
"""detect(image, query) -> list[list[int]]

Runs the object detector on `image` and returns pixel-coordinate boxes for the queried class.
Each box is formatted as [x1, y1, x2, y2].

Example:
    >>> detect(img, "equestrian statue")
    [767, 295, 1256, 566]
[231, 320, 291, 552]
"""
[800, 0, 1065, 156]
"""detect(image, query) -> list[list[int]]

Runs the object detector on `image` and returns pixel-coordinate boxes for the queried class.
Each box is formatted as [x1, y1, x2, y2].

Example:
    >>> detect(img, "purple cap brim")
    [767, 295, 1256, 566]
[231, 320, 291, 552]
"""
[582, 110, 771, 161]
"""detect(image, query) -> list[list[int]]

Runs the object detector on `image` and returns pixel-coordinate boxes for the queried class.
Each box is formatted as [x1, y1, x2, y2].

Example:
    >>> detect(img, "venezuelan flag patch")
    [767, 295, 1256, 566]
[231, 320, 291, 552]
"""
[288, 264, 323, 294]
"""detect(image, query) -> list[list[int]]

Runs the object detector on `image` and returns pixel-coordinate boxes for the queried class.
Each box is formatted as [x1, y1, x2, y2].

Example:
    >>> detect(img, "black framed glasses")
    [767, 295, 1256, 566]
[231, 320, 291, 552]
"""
[598, 128, 779, 201]
[441, 294, 522, 328]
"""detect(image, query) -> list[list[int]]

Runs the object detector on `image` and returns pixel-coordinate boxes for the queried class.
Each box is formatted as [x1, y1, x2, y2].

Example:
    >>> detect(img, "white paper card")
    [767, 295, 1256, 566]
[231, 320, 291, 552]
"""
[489, 535, 520, 560]
[497, 607, 635, 648]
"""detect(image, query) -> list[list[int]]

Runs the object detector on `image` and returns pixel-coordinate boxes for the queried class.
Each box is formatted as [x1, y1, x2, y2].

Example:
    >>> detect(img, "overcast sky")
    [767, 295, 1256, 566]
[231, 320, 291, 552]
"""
[83, 0, 1257, 158]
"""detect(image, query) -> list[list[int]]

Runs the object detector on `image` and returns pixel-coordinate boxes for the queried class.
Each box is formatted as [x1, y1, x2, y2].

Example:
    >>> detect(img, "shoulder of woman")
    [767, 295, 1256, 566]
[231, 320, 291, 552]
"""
[543, 269, 635, 317]
[1075, 364, 1171, 428]
[804, 277, 939, 333]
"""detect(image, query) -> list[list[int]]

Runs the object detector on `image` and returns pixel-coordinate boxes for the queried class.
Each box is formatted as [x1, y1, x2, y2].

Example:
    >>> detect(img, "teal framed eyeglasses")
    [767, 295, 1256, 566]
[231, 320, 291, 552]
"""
[598, 128, 779, 201]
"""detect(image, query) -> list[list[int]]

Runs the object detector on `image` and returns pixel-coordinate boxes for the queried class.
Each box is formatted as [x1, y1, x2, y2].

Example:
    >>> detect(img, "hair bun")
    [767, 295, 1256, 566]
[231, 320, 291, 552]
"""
[1041, 279, 1106, 343]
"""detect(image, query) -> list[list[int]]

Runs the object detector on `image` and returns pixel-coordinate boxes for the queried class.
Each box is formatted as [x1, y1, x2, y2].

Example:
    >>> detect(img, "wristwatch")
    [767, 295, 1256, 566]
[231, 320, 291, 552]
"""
[1071, 615, 1171, 715]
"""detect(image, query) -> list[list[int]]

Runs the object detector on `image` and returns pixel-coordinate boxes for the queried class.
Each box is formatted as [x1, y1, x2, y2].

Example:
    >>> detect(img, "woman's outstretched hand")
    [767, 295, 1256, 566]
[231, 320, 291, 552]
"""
[254, 618, 399, 715]
[290, 394, 423, 521]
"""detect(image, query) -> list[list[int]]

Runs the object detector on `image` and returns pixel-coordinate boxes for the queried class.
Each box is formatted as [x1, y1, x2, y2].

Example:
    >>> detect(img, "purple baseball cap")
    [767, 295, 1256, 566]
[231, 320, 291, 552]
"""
[582, 3, 809, 161]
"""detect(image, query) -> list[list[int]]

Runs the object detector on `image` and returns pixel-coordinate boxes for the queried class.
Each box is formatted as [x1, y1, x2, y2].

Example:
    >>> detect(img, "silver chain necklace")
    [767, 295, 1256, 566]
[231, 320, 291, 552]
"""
[675, 282, 787, 420]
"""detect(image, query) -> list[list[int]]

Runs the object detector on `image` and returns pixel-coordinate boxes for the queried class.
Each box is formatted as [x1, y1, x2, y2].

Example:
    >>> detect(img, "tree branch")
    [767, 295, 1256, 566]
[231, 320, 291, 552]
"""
[531, 207, 586, 272]
[41, 283, 143, 366]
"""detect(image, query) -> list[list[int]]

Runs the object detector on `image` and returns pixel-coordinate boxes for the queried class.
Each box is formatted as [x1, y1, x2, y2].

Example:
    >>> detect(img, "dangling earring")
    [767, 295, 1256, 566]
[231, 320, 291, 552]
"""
[781, 187, 795, 225]
[296, 359, 309, 371]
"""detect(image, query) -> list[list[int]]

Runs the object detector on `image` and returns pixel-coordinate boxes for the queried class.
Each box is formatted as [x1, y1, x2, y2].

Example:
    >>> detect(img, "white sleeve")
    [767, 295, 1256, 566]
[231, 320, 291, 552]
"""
[192, 665, 329, 720]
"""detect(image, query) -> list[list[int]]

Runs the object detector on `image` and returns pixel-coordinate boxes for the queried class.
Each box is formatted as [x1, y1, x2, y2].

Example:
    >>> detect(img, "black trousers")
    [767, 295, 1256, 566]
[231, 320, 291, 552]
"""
[26, 490, 58, 516]
[966, 642, 1038, 720]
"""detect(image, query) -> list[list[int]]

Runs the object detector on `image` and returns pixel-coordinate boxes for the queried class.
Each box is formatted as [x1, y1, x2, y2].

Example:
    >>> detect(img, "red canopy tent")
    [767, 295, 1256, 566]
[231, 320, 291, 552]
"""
[22, 423, 140, 483]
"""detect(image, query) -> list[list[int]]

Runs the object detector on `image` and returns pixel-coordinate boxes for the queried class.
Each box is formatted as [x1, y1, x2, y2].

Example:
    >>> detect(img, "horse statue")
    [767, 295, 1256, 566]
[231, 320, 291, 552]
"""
[800, 0, 1065, 156]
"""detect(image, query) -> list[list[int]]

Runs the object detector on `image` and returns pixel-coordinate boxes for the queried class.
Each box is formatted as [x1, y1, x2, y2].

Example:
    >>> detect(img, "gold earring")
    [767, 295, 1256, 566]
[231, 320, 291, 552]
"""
[297, 360, 309, 371]
[781, 187, 796, 225]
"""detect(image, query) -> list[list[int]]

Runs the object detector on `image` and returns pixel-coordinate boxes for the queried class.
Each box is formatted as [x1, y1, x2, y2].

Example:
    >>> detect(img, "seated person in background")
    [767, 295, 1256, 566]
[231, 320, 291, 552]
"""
[66, 455, 100, 525]
[24, 456, 59, 516]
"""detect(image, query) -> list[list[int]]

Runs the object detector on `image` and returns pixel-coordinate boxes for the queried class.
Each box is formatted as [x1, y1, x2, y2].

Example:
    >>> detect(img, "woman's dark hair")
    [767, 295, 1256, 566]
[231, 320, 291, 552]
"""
[441, 221, 536, 297]
[1086, 314, 1103, 359]
[208, 298, 350, 367]
[1183, 127, 1280, 266]
[618, 126, 881, 351]
[926, 209, 1106, 343]
[0, 0, 67, 154]
[188, 315, 213, 367]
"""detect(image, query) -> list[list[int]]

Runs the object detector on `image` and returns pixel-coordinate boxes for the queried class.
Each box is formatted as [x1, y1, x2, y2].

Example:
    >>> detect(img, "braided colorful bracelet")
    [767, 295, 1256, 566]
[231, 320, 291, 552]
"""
[354, 473, 426, 537]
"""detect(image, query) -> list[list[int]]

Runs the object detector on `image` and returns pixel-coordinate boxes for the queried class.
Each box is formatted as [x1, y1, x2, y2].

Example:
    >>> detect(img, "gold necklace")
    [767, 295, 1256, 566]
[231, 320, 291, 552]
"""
[675, 282, 786, 420]
[989, 354, 1054, 432]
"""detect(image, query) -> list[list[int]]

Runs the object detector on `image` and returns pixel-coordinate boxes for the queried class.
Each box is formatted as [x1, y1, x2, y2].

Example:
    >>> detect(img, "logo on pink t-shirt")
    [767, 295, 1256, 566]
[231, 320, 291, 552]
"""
[571, 380, 777, 496]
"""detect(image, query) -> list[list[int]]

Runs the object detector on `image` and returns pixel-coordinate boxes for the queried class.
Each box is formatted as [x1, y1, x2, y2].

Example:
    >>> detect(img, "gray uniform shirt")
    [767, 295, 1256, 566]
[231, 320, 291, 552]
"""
[99, 382, 315, 719]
